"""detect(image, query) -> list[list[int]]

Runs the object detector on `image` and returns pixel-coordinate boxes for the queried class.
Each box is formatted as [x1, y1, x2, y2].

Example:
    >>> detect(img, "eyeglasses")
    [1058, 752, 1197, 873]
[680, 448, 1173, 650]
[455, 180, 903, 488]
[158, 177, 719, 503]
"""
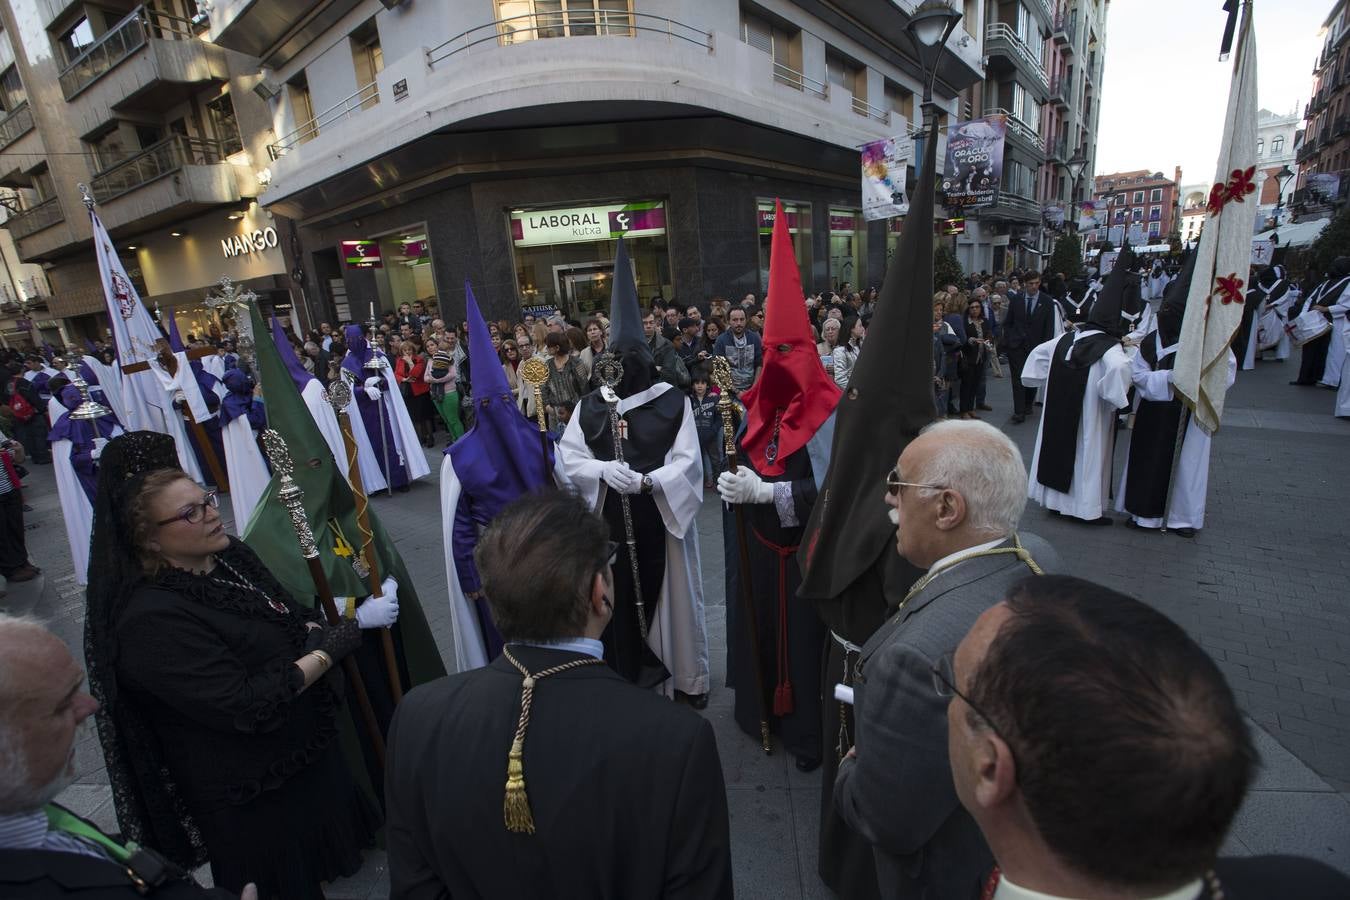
[156, 491, 219, 527]
[606, 541, 620, 567]
[885, 467, 945, 498]
[931, 651, 1017, 764]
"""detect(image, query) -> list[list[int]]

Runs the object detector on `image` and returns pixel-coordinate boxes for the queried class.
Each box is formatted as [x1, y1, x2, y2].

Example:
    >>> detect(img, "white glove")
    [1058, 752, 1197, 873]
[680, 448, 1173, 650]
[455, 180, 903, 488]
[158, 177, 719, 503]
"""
[91, 437, 109, 460]
[717, 468, 775, 505]
[363, 375, 383, 402]
[356, 576, 399, 628]
[601, 460, 642, 494]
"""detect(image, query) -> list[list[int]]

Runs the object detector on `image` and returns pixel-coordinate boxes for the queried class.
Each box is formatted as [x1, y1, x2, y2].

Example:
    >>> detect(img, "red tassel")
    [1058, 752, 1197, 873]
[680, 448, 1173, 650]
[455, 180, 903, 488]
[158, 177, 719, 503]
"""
[773, 680, 794, 716]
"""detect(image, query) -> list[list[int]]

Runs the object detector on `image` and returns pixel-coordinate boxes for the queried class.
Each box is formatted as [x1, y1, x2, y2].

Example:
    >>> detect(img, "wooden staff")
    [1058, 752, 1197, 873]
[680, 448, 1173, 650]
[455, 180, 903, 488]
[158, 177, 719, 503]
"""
[519, 356, 552, 487]
[325, 380, 404, 703]
[711, 357, 772, 754]
[260, 428, 385, 765]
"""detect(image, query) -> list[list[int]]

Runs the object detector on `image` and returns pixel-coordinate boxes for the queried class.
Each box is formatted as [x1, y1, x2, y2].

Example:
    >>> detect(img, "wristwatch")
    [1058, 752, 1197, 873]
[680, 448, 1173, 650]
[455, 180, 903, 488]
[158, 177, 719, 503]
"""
[641, 475, 654, 495]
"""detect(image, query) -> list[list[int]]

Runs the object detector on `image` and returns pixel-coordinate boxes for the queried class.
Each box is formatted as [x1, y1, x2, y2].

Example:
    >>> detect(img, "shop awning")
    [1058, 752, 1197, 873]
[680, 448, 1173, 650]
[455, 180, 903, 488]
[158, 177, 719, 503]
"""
[1253, 217, 1330, 248]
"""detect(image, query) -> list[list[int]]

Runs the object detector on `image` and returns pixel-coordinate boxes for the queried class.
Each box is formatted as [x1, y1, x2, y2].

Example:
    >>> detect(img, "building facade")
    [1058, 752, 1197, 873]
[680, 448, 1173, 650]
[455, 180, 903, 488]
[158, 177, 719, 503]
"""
[209, 0, 987, 328]
[1256, 106, 1300, 229]
[1178, 180, 1207, 249]
[954, 0, 1108, 275]
[0, 0, 295, 346]
[1293, 0, 1350, 220]
[1091, 167, 1181, 247]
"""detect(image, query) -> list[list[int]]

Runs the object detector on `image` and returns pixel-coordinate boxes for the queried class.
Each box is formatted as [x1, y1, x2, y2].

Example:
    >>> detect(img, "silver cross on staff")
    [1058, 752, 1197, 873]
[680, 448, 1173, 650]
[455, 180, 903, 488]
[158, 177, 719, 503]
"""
[204, 275, 259, 371]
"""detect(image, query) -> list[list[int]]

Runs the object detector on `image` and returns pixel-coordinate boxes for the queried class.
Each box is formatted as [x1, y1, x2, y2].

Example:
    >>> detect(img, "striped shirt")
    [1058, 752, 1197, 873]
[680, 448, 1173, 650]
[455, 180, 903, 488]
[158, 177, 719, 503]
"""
[0, 809, 108, 860]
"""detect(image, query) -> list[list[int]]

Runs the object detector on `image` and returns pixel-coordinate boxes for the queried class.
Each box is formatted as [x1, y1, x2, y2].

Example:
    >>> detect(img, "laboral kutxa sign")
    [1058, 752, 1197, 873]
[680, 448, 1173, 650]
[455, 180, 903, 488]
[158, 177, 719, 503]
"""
[510, 200, 666, 247]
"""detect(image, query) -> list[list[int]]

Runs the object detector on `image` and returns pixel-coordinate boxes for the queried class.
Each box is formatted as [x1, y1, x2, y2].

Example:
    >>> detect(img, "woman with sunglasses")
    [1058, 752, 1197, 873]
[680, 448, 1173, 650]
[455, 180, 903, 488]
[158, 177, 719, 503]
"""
[500, 339, 523, 407]
[85, 433, 396, 899]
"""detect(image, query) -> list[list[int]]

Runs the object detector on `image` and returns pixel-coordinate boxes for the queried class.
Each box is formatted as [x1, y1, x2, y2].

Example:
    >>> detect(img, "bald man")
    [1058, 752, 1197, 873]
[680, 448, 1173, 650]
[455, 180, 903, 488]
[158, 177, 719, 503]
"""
[0, 614, 254, 898]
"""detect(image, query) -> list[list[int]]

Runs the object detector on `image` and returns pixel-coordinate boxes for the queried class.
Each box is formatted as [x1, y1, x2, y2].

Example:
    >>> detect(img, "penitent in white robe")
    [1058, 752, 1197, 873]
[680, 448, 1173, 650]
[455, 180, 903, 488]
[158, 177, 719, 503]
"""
[53, 424, 124, 585]
[558, 383, 710, 698]
[146, 352, 210, 483]
[1022, 330, 1133, 521]
[1116, 339, 1236, 530]
[222, 413, 270, 533]
[340, 357, 431, 491]
[439, 450, 573, 673]
[1331, 295, 1350, 419]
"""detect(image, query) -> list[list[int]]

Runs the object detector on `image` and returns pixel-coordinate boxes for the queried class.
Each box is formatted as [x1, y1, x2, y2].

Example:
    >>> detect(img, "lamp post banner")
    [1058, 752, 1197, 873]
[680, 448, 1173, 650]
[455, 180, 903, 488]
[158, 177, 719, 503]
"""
[940, 115, 1006, 209]
[861, 137, 910, 221]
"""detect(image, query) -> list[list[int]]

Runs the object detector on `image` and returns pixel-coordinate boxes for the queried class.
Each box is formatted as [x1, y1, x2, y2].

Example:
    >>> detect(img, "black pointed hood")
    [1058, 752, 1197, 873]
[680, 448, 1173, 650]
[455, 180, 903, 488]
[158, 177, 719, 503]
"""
[798, 113, 939, 601]
[1085, 244, 1136, 337]
[1157, 250, 1196, 347]
[606, 237, 654, 397]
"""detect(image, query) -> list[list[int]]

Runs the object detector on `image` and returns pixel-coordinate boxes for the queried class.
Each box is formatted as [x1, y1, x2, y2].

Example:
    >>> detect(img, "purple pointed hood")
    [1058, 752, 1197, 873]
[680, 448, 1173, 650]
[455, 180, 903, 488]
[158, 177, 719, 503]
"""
[341, 324, 378, 380]
[447, 281, 553, 514]
[49, 384, 117, 444]
[271, 315, 315, 393]
[219, 368, 256, 427]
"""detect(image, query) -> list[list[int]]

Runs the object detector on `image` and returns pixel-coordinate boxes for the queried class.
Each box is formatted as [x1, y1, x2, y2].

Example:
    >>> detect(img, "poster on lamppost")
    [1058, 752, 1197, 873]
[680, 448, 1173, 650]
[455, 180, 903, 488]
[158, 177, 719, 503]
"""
[1041, 204, 1066, 231]
[940, 115, 1006, 209]
[1077, 199, 1107, 232]
[860, 137, 910, 221]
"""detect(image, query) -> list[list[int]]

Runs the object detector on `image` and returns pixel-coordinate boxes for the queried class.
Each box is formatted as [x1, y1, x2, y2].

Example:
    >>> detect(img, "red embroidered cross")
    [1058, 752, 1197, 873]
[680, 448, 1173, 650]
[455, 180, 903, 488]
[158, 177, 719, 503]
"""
[1205, 273, 1245, 319]
[1206, 166, 1257, 217]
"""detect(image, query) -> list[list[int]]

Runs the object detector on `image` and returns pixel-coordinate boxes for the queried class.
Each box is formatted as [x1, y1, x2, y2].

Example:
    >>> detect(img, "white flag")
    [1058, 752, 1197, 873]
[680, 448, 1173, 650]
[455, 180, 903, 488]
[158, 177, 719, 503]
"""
[1172, 3, 1258, 434]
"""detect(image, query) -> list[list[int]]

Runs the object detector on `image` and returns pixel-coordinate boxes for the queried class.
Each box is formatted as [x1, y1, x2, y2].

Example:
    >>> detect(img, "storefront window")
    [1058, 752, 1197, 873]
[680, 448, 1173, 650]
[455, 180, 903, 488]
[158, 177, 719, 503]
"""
[757, 200, 812, 295]
[828, 208, 865, 291]
[361, 229, 437, 312]
[509, 200, 671, 319]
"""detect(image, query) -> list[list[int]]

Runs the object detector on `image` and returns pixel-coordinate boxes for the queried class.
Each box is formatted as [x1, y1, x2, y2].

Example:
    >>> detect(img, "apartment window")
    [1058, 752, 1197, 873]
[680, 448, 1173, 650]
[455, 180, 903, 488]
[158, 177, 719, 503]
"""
[496, 0, 633, 41]
[350, 18, 383, 87]
[1272, 135, 1285, 154]
[740, 6, 795, 68]
[30, 166, 54, 201]
[1149, 205, 1161, 221]
[0, 66, 25, 112]
[1115, 192, 1125, 205]
[1150, 188, 1162, 202]
[87, 129, 136, 171]
[827, 49, 863, 102]
[286, 73, 315, 144]
[56, 17, 95, 66]
[1133, 190, 1144, 203]
[1148, 221, 1161, 237]
[206, 92, 243, 156]
[1132, 207, 1144, 223]
[1256, 138, 1264, 156]
[1113, 209, 1125, 224]
[884, 79, 914, 124]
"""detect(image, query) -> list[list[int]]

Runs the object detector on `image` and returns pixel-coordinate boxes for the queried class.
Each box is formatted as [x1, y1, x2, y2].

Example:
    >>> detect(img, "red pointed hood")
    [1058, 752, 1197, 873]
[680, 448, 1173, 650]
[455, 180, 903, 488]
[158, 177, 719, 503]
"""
[739, 198, 841, 476]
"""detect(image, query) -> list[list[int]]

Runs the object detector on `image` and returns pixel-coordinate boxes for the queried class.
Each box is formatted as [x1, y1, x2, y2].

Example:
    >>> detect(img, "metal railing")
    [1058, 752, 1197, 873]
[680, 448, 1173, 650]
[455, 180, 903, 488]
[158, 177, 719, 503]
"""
[993, 192, 1041, 213]
[851, 95, 890, 124]
[985, 23, 1048, 88]
[0, 103, 34, 149]
[984, 107, 1041, 150]
[268, 81, 377, 160]
[58, 6, 199, 100]
[1052, 11, 1077, 45]
[1045, 135, 1066, 160]
[1048, 75, 1068, 105]
[90, 134, 227, 202]
[6, 196, 64, 239]
[427, 11, 711, 67]
[773, 60, 828, 98]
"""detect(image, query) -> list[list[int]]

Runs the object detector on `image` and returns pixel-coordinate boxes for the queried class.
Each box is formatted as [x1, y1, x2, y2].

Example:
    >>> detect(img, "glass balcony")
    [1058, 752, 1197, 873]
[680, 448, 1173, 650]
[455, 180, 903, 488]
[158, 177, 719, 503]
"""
[6, 196, 64, 239]
[58, 6, 199, 100]
[0, 103, 34, 150]
[90, 134, 228, 203]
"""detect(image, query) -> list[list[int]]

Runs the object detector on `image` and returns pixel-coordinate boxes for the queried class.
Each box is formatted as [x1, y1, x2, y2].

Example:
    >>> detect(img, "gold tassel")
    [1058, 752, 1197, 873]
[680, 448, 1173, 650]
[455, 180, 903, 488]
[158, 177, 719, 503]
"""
[503, 739, 534, 834]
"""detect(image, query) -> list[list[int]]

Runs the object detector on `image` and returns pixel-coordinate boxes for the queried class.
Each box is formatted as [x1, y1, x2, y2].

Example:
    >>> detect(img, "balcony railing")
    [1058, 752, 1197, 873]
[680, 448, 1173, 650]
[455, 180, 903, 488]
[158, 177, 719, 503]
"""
[268, 81, 377, 160]
[58, 5, 200, 100]
[773, 60, 828, 98]
[1052, 12, 1077, 46]
[851, 95, 891, 124]
[1045, 135, 1066, 160]
[984, 107, 1041, 151]
[6, 196, 64, 239]
[427, 11, 711, 67]
[1048, 76, 1068, 106]
[90, 134, 227, 203]
[986, 23, 1049, 88]
[0, 103, 34, 150]
[991, 192, 1041, 213]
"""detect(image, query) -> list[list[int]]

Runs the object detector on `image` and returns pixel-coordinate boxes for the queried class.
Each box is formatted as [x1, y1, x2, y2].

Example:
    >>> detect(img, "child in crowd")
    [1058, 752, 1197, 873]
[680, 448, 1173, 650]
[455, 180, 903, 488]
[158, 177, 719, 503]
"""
[689, 366, 723, 490]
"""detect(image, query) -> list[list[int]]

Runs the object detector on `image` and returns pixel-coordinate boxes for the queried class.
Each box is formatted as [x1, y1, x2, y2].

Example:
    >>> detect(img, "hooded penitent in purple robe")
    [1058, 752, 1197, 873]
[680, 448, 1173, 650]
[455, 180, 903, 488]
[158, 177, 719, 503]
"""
[341, 324, 410, 490]
[49, 385, 119, 502]
[440, 283, 557, 669]
[167, 315, 227, 485]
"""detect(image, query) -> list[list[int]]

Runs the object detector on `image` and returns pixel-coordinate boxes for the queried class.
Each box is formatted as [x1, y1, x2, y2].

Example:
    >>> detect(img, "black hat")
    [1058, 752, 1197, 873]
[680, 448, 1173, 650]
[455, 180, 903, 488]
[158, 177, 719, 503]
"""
[1085, 245, 1138, 338]
[1157, 251, 1196, 347]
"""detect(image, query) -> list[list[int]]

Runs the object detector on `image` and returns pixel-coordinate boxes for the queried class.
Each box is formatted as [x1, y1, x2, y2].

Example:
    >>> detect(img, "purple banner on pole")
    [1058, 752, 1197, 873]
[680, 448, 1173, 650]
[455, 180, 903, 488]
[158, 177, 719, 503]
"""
[941, 115, 1006, 209]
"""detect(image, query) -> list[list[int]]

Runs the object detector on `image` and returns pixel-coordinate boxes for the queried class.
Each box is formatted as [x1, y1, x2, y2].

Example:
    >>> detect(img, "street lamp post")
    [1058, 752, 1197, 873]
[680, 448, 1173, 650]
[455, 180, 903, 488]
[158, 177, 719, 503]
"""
[1062, 146, 1089, 238]
[905, 1, 963, 130]
[1271, 163, 1295, 245]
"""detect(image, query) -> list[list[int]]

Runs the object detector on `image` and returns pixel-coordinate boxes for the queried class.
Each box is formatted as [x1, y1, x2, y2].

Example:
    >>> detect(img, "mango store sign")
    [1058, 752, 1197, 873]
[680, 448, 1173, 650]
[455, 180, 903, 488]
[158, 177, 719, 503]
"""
[511, 201, 665, 247]
[221, 226, 280, 259]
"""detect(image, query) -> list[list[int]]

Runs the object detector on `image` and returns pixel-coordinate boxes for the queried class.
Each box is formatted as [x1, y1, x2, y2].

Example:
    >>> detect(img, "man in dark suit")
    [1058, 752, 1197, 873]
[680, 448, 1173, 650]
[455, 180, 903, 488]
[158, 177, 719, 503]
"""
[0, 614, 250, 899]
[949, 575, 1350, 899]
[386, 492, 732, 900]
[1000, 272, 1058, 423]
[834, 420, 1058, 899]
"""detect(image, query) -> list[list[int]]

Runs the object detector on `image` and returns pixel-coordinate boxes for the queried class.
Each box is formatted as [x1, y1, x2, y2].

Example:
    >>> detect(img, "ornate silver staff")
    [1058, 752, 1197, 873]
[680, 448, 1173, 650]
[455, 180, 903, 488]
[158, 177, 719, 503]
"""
[67, 372, 113, 421]
[594, 351, 647, 640]
[261, 428, 386, 764]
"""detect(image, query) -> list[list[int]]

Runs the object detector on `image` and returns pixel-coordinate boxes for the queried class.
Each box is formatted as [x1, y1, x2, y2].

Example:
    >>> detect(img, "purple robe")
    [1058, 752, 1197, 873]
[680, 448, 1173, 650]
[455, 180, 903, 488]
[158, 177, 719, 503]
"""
[49, 387, 118, 503]
[342, 324, 409, 490]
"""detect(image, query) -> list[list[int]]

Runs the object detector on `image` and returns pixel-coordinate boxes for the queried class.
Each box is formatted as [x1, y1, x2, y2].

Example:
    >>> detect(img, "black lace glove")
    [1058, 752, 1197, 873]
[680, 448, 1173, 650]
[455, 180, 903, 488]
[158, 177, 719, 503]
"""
[317, 618, 361, 663]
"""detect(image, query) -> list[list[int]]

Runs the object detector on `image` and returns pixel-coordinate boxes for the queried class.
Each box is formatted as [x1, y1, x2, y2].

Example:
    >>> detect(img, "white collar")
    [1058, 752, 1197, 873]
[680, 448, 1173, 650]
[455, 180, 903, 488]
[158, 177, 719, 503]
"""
[994, 872, 1202, 900]
[616, 381, 671, 415]
[927, 536, 1007, 575]
[1154, 331, 1178, 359]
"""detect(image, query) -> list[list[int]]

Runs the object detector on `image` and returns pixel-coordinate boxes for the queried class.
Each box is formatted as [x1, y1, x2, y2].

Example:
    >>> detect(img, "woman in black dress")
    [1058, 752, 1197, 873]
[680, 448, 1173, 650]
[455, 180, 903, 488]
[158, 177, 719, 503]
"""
[85, 432, 378, 900]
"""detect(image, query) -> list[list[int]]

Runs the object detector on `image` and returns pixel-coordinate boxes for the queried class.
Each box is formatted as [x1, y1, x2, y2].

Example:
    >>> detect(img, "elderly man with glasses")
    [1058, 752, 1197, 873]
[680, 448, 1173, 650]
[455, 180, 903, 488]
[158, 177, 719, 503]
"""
[833, 418, 1058, 900]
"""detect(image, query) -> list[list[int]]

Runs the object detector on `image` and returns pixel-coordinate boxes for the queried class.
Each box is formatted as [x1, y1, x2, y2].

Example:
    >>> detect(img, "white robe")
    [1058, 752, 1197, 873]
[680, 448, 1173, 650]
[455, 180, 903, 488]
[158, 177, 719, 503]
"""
[201, 355, 228, 400]
[558, 383, 709, 698]
[439, 449, 573, 673]
[1320, 320, 1345, 388]
[1331, 295, 1350, 418]
[222, 411, 270, 533]
[1022, 331, 1133, 520]
[301, 379, 356, 483]
[53, 423, 124, 585]
[1117, 339, 1235, 530]
[146, 352, 212, 483]
[340, 356, 431, 489]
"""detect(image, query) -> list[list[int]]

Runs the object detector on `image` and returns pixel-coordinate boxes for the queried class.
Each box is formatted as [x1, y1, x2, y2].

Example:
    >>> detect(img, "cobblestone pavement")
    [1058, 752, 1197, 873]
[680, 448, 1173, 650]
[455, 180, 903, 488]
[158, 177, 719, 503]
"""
[2, 353, 1347, 898]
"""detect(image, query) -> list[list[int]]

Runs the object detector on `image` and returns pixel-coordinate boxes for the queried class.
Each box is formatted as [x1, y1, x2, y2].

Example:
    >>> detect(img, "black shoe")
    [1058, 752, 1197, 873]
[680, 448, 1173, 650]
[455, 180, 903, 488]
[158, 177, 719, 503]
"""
[977, 404, 994, 411]
[676, 690, 709, 710]
[1011, 414, 1026, 424]
[1125, 518, 1155, 532]
[1074, 516, 1114, 526]
[795, 755, 822, 773]
[21, 504, 31, 512]
[1172, 527, 1197, 538]
[1290, 380, 1314, 386]
[396, 484, 411, 494]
